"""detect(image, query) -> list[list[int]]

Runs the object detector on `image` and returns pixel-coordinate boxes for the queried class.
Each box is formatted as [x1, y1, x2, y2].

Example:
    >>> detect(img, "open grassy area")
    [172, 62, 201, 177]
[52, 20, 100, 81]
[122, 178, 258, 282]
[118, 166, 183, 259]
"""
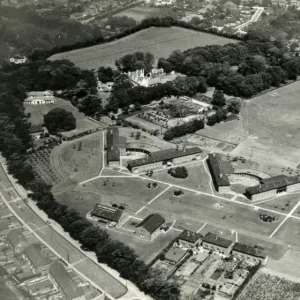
[141, 187, 284, 236]
[174, 219, 205, 232]
[51, 132, 103, 184]
[273, 218, 300, 248]
[114, 6, 162, 22]
[149, 161, 212, 194]
[25, 97, 102, 137]
[232, 81, 300, 168]
[49, 27, 238, 69]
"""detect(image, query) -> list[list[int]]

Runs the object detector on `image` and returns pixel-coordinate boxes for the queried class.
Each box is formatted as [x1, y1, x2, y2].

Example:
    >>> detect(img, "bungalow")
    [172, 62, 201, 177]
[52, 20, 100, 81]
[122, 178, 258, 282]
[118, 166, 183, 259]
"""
[134, 214, 165, 241]
[29, 126, 48, 140]
[202, 232, 233, 255]
[232, 243, 268, 265]
[90, 204, 127, 227]
[24, 91, 55, 105]
[177, 230, 202, 248]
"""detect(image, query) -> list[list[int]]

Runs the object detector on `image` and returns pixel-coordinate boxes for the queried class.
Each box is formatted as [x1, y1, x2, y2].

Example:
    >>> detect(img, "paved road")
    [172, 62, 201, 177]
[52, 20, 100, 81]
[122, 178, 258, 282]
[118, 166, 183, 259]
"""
[235, 7, 264, 30]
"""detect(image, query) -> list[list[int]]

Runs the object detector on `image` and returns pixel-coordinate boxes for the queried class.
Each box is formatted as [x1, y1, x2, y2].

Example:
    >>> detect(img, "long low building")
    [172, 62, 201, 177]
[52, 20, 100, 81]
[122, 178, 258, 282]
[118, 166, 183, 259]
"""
[106, 127, 126, 167]
[232, 242, 268, 264]
[202, 232, 233, 255]
[127, 147, 202, 173]
[245, 175, 300, 201]
[90, 204, 127, 226]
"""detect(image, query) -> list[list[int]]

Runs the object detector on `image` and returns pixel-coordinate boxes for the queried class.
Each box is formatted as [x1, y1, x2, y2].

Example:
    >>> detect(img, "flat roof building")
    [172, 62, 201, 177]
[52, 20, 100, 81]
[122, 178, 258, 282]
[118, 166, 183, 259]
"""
[135, 214, 165, 241]
[49, 262, 85, 300]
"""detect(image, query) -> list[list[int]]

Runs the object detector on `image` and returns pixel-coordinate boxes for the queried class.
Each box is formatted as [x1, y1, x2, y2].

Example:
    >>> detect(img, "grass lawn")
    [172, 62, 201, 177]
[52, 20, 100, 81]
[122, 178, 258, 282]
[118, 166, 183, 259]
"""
[273, 218, 300, 248]
[149, 161, 212, 194]
[144, 187, 284, 236]
[52, 132, 103, 183]
[0, 164, 13, 190]
[174, 219, 205, 232]
[108, 227, 180, 264]
[82, 176, 169, 214]
[257, 194, 300, 214]
[49, 27, 238, 69]
[114, 6, 162, 22]
[232, 81, 300, 168]
[74, 259, 127, 298]
[25, 97, 102, 137]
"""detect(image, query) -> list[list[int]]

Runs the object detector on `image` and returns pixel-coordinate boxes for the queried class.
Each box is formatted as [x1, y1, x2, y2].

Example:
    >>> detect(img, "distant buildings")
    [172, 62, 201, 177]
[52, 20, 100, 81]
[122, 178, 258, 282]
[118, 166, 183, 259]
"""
[106, 127, 127, 167]
[24, 91, 55, 105]
[134, 213, 165, 241]
[245, 175, 300, 201]
[97, 81, 114, 92]
[49, 262, 85, 300]
[90, 204, 127, 227]
[127, 147, 202, 173]
[9, 57, 28, 64]
[127, 68, 166, 87]
[7, 229, 29, 253]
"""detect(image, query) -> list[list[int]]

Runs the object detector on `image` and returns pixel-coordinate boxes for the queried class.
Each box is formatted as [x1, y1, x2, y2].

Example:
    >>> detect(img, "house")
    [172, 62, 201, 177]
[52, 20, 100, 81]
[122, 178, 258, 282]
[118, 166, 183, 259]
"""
[24, 91, 55, 105]
[177, 230, 202, 248]
[9, 57, 28, 64]
[29, 126, 48, 140]
[7, 229, 29, 253]
[23, 244, 52, 273]
[26, 278, 55, 296]
[49, 262, 85, 300]
[106, 127, 127, 167]
[135, 214, 165, 241]
[232, 243, 268, 265]
[207, 153, 234, 193]
[245, 175, 300, 201]
[202, 232, 233, 255]
[90, 204, 127, 226]
[97, 81, 114, 92]
[127, 147, 202, 174]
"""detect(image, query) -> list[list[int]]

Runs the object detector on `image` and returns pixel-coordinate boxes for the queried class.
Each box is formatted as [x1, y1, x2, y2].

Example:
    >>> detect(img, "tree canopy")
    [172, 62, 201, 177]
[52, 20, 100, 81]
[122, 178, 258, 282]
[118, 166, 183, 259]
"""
[44, 108, 76, 133]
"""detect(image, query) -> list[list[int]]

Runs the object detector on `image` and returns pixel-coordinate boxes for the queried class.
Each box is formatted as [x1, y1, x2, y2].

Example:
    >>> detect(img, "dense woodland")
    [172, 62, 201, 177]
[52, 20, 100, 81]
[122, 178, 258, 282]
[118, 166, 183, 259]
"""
[0, 62, 181, 300]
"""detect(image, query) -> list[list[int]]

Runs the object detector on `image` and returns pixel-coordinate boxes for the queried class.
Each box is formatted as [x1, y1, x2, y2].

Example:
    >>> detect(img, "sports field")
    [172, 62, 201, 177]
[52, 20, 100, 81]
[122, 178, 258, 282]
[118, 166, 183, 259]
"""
[25, 97, 102, 137]
[273, 218, 300, 248]
[232, 81, 300, 168]
[49, 27, 238, 69]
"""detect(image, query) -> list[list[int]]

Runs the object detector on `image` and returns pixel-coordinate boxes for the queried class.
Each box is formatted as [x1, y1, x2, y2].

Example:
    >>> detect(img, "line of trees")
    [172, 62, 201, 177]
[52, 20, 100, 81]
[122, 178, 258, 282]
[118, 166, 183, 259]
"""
[0, 62, 181, 300]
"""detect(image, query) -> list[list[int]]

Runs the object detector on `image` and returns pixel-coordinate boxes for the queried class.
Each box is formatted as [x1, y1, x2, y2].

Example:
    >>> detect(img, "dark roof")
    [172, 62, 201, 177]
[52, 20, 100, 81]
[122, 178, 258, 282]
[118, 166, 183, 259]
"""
[7, 229, 28, 249]
[246, 175, 300, 195]
[91, 204, 123, 222]
[178, 230, 202, 243]
[107, 127, 126, 162]
[207, 153, 234, 187]
[29, 125, 44, 134]
[232, 243, 267, 259]
[49, 262, 84, 300]
[135, 214, 165, 234]
[24, 244, 51, 269]
[202, 232, 233, 248]
[128, 147, 202, 168]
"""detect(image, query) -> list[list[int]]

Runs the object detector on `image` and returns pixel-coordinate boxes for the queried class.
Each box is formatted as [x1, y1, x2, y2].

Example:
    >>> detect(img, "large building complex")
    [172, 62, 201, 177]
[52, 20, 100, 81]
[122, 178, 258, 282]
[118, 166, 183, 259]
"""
[127, 147, 202, 173]
[245, 175, 300, 201]
[106, 127, 126, 167]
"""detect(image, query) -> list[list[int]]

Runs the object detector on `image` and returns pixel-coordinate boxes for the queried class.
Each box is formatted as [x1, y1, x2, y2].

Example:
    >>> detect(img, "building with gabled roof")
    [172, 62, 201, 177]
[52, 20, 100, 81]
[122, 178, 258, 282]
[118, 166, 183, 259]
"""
[202, 232, 233, 255]
[49, 262, 85, 300]
[7, 229, 28, 253]
[177, 230, 202, 248]
[135, 214, 165, 241]
[106, 127, 126, 167]
[90, 204, 127, 226]
[232, 242, 268, 264]
[245, 175, 300, 201]
[24, 91, 55, 105]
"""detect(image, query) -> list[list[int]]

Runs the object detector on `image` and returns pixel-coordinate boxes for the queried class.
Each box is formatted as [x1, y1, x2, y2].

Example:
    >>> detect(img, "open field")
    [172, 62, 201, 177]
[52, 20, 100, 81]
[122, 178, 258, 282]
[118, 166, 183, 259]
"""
[74, 259, 127, 298]
[49, 27, 238, 69]
[25, 97, 102, 137]
[233, 82, 300, 168]
[114, 6, 162, 22]
[51, 132, 103, 183]
[139, 188, 284, 236]
[174, 219, 205, 232]
[273, 218, 300, 248]
[196, 119, 244, 145]
[108, 227, 179, 264]
[149, 161, 212, 194]
[239, 271, 300, 300]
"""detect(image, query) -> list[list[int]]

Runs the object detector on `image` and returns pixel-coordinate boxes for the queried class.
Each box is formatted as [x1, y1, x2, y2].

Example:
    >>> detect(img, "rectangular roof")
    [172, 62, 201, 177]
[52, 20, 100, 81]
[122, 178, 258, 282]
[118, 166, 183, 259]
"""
[27, 91, 53, 97]
[246, 175, 300, 195]
[49, 262, 84, 300]
[128, 147, 202, 168]
[136, 214, 165, 234]
[232, 243, 267, 259]
[7, 229, 28, 248]
[28, 278, 53, 294]
[91, 204, 123, 222]
[207, 153, 233, 187]
[107, 127, 126, 162]
[24, 244, 51, 269]
[202, 232, 233, 248]
[178, 230, 202, 243]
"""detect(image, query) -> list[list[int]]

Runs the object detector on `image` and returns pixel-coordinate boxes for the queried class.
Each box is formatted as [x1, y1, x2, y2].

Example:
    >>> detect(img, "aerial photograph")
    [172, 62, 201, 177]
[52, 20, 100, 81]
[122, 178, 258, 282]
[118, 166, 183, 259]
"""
[1, 0, 300, 299]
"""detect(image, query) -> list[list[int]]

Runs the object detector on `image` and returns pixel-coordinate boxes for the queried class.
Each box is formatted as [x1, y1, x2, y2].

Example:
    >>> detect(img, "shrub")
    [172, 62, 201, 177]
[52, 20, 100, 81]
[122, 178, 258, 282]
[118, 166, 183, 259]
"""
[168, 166, 188, 179]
